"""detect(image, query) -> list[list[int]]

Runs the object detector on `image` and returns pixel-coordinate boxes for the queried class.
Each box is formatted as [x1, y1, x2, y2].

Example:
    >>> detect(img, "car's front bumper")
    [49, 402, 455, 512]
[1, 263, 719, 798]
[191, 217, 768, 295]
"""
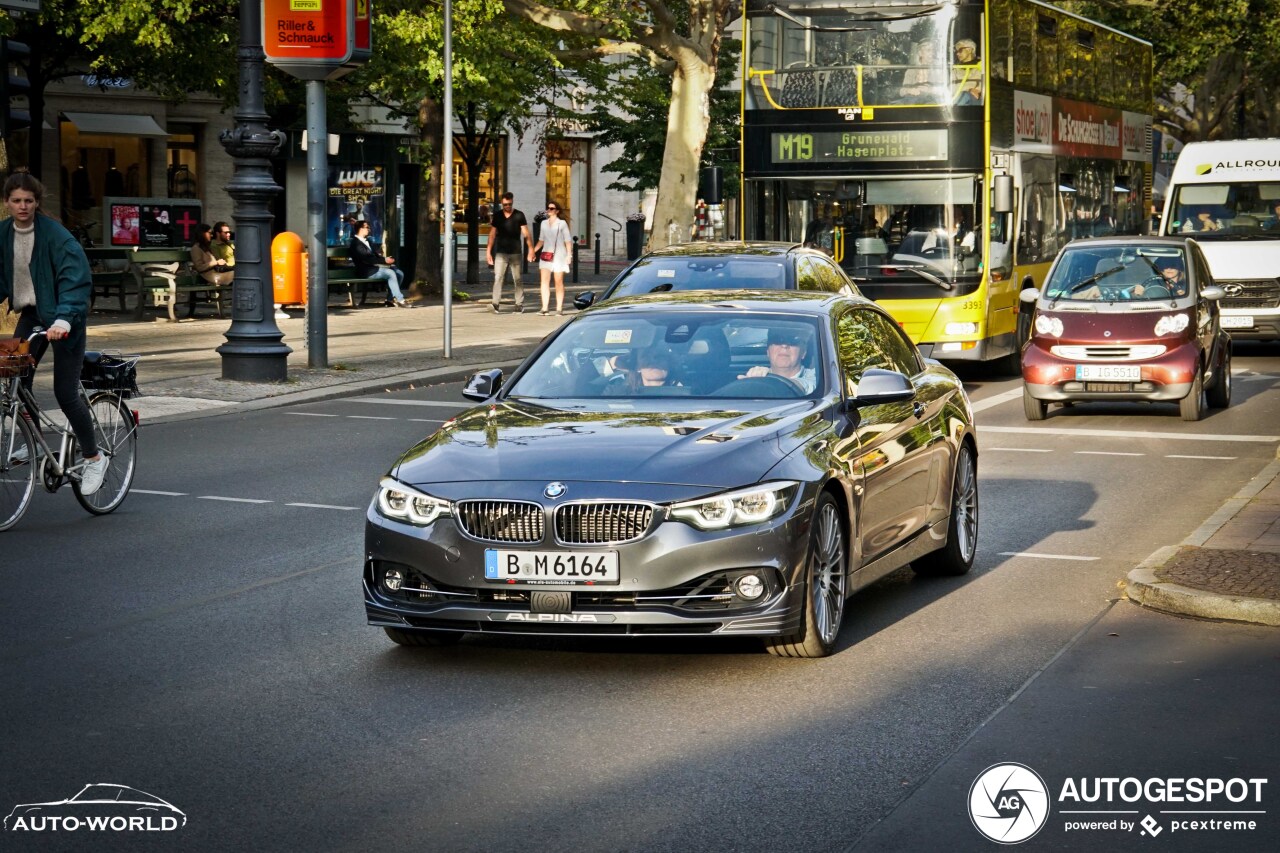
[1022, 339, 1198, 403]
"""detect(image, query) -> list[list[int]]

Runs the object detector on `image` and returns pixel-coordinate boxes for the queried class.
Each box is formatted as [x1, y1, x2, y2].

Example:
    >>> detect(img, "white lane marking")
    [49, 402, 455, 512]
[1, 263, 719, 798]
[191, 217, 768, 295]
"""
[286, 502, 361, 511]
[999, 552, 1100, 561]
[351, 398, 468, 408]
[198, 495, 273, 504]
[988, 447, 1053, 453]
[981, 425, 1280, 443]
[1167, 454, 1237, 460]
[1076, 450, 1145, 457]
[348, 415, 396, 421]
[969, 388, 1023, 413]
[287, 412, 340, 417]
[133, 489, 187, 496]
[409, 418, 446, 423]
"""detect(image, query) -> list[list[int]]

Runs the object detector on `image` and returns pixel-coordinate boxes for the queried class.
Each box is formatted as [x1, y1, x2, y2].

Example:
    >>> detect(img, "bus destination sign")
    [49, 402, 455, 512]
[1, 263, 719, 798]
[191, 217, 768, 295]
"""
[771, 130, 948, 164]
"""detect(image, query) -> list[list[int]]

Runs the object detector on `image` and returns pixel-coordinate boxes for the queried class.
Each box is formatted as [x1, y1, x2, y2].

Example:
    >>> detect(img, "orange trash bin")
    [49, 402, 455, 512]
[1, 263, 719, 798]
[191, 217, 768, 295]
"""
[271, 231, 307, 306]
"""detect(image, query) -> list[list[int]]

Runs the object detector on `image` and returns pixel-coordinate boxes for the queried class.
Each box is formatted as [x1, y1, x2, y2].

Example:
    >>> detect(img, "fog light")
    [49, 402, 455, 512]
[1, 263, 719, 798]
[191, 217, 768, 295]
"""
[384, 567, 404, 592]
[735, 574, 765, 600]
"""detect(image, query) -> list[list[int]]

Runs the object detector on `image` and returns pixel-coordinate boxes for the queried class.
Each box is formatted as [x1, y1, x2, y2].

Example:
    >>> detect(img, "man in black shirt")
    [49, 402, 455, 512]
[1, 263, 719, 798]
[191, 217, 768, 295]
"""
[486, 192, 532, 313]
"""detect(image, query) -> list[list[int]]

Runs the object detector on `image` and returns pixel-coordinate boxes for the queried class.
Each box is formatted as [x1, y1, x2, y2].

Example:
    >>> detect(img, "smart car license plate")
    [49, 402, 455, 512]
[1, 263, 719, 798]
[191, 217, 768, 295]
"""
[1075, 364, 1140, 381]
[1221, 315, 1255, 329]
[484, 549, 619, 584]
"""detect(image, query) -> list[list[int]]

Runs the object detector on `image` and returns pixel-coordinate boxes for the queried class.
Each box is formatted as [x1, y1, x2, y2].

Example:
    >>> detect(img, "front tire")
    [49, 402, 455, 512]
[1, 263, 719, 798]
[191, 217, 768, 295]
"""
[1207, 348, 1232, 409]
[74, 394, 138, 514]
[765, 493, 847, 658]
[1022, 385, 1048, 421]
[0, 411, 37, 532]
[913, 442, 978, 577]
[1180, 369, 1205, 421]
[383, 626, 464, 647]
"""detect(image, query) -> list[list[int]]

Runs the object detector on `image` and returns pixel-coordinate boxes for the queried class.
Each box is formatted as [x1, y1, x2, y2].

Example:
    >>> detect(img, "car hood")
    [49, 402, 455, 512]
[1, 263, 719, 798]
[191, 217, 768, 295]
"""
[1035, 307, 1193, 345]
[392, 398, 830, 490]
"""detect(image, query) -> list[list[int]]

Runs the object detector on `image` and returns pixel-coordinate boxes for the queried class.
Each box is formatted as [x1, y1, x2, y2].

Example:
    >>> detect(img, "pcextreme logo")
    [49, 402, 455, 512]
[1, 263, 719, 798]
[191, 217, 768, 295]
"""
[4, 784, 186, 833]
[968, 764, 1269, 844]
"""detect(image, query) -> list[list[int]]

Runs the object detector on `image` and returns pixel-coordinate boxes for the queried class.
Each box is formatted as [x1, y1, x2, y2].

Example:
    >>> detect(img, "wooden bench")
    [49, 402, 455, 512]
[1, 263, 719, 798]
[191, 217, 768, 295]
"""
[325, 246, 389, 307]
[128, 248, 229, 322]
[85, 247, 134, 313]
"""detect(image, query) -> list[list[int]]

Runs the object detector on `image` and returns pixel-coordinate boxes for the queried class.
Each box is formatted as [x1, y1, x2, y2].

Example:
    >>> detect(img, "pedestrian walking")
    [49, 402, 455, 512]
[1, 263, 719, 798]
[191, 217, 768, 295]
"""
[529, 201, 572, 315]
[486, 192, 532, 313]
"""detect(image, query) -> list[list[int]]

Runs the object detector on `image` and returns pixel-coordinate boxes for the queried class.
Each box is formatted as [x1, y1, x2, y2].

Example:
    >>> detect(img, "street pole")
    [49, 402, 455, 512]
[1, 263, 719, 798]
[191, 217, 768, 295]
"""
[305, 80, 328, 368]
[218, 0, 291, 382]
[442, 0, 453, 358]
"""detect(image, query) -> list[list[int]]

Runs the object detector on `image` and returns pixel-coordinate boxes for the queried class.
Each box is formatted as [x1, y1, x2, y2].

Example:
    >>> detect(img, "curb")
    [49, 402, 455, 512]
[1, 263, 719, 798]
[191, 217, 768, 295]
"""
[1124, 454, 1280, 627]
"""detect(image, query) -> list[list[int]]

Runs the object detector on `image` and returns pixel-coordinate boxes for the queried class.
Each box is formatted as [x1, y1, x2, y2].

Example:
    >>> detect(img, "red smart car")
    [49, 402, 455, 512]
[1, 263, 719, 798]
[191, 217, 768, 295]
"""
[1019, 237, 1231, 422]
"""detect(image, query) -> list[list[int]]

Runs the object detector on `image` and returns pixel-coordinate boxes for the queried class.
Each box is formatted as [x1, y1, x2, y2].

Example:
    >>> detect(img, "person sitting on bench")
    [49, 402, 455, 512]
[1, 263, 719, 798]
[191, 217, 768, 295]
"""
[349, 220, 410, 308]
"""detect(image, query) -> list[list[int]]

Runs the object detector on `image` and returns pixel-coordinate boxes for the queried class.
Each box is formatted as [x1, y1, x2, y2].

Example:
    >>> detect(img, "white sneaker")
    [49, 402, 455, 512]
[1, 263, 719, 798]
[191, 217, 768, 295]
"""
[79, 454, 109, 495]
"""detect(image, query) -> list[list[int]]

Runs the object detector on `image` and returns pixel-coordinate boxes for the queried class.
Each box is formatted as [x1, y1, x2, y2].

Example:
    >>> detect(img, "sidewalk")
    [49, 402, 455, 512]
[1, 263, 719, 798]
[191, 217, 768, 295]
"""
[1125, 447, 1280, 626]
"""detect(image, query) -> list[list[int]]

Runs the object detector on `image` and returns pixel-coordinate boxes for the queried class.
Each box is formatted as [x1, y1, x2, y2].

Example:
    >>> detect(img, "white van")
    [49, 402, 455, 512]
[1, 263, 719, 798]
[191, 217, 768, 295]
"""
[1160, 139, 1280, 340]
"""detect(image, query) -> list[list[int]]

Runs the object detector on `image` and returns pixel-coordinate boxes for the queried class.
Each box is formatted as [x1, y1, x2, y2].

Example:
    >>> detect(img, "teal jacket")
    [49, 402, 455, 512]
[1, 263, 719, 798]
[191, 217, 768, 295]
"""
[0, 214, 93, 343]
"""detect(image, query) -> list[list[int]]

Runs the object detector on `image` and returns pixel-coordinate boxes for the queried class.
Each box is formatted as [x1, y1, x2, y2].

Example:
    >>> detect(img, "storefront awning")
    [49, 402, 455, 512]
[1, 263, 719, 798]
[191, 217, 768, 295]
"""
[62, 112, 170, 138]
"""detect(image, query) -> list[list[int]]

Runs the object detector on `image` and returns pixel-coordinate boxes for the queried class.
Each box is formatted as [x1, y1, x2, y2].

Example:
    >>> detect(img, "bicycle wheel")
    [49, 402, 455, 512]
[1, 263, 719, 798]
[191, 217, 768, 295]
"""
[0, 409, 37, 531]
[73, 393, 137, 515]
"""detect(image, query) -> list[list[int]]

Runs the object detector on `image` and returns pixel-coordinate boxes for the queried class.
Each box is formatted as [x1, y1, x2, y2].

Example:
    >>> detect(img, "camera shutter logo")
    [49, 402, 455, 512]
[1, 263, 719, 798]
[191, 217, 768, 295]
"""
[969, 763, 1050, 844]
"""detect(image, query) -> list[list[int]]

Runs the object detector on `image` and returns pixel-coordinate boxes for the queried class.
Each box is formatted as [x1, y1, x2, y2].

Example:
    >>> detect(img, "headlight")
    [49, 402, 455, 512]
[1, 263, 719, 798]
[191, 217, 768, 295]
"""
[669, 482, 796, 530]
[376, 477, 452, 526]
[945, 322, 979, 336]
[1034, 315, 1064, 337]
[1154, 313, 1190, 336]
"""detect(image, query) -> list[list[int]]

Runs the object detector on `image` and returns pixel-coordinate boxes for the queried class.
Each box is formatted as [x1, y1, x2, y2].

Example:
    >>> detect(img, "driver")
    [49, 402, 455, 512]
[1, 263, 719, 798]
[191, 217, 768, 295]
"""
[1133, 257, 1189, 298]
[741, 327, 817, 392]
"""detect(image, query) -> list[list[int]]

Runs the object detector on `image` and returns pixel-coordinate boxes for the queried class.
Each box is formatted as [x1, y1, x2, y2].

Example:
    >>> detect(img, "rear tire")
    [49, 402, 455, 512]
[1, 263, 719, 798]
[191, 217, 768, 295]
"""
[383, 626, 464, 647]
[0, 411, 37, 532]
[1179, 369, 1205, 421]
[1207, 348, 1232, 409]
[913, 442, 978, 577]
[73, 394, 137, 514]
[765, 493, 847, 658]
[1022, 385, 1048, 421]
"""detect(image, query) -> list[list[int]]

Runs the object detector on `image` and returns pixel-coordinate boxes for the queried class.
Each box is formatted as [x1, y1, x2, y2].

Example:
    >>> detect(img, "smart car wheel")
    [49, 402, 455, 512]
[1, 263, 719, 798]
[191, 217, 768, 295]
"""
[1022, 385, 1047, 421]
[913, 442, 978, 577]
[765, 492, 846, 658]
[1180, 368, 1205, 422]
[383, 627, 465, 647]
[1207, 348, 1232, 409]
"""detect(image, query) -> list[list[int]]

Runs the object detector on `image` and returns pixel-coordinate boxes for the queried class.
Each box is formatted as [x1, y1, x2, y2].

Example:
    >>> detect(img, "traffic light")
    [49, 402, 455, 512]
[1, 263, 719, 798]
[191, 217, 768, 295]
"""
[1, 38, 32, 138]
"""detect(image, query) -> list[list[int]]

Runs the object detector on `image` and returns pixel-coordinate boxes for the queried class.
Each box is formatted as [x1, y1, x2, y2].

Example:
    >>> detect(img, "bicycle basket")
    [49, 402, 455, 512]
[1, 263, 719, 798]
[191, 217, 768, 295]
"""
[80, 352, 140, 398]
[0, 338, 34, 379]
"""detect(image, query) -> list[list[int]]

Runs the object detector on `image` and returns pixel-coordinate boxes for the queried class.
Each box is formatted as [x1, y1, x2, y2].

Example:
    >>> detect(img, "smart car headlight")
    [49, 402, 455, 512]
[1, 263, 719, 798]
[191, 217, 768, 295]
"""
[669, 482, 796, 530]
[1034, 315, 1064, 337]
[376, 477, 452, 526]
[1154, 313, 1190, 336]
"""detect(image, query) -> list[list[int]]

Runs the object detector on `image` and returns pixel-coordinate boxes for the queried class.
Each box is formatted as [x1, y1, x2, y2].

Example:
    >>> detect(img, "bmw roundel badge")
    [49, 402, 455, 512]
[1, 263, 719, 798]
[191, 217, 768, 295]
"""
[544, 482, 567, 499]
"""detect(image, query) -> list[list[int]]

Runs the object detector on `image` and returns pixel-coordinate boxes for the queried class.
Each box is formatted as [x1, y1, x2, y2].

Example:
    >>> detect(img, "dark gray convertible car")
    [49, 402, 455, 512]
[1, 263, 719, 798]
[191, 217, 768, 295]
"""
[365, 292, 978, 657]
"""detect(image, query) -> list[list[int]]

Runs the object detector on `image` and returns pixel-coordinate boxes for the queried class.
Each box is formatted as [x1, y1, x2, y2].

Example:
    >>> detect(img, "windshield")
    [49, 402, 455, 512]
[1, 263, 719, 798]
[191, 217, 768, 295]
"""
[1043, 245, 1189, 303]
[507, 312, 826, 400]
[608, 256, 790, 298]
[1168, 182, 1280, 239]
[746, 3, 983, 110]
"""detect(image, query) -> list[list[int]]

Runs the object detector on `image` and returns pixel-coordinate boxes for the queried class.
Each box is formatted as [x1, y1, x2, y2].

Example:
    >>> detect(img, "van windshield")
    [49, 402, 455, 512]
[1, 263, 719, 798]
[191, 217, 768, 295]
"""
[1169, 182, 1280, 239]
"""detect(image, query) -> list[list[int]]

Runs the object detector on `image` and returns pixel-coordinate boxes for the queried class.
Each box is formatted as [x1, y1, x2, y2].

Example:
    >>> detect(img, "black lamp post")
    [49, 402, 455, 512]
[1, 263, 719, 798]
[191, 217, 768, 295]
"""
[217, 0, 291, 382]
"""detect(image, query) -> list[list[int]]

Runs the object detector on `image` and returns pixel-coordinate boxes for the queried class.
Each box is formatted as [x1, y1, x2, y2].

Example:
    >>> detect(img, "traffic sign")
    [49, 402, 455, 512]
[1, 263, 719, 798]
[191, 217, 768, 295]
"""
[353, 0, 372, 63]
[263, 0, 367, 81]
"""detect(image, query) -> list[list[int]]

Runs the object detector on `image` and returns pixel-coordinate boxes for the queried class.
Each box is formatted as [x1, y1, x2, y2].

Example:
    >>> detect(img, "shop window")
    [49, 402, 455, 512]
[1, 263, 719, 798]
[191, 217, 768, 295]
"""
[59, 121, 150, 242]
[449, 138, 504, 233]
[545, 138, 590, 244]
[167, 124, 200, 198]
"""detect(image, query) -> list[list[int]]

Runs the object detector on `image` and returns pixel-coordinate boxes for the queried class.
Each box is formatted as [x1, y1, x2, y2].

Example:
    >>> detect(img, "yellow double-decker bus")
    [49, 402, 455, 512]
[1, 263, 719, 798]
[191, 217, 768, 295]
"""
[741, 0, 1153, 368]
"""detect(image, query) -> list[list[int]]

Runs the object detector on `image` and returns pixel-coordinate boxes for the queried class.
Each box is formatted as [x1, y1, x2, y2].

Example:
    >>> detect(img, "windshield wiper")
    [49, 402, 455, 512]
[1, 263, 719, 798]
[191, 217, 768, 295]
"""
[1068, 265, 1124, 293]
[878, 264, 953, 290]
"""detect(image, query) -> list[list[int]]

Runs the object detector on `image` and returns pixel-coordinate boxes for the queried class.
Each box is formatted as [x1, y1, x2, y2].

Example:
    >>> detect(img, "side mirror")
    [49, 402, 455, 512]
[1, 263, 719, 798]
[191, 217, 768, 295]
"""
[462, 368, 503, 401]
[1019, 287, 1041, 304]
[993, 175, 1014, 214]
[1200, 285, 1225, 301]
[849, 368, 914, 406]
[574, 292, 596, 310]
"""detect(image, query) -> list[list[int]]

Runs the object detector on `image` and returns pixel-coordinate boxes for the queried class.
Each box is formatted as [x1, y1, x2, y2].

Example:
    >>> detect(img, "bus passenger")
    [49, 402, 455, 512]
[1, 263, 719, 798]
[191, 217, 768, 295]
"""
[952, 39, 983, 105]
[897, 42, 943, 104]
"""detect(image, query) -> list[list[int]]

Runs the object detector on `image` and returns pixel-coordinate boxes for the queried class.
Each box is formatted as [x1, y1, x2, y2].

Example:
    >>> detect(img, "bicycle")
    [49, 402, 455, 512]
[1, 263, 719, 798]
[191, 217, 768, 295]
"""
[0, 330, 139, 531]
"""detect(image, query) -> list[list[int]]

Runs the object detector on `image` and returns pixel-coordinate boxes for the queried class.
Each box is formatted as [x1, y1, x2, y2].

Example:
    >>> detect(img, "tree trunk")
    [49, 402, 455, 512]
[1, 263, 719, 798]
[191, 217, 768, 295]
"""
[415, 96, 444, 294]
[646, 51, 716, 252]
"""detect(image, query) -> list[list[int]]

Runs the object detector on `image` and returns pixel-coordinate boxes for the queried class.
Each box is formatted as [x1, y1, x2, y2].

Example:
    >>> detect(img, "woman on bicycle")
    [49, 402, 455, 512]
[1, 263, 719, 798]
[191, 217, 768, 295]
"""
[0, 172, 107, 495]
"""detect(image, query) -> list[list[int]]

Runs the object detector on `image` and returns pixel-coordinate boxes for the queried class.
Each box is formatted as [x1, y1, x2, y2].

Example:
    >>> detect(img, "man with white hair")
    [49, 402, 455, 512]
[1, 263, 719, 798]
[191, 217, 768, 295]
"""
[952, 39, 983, 105]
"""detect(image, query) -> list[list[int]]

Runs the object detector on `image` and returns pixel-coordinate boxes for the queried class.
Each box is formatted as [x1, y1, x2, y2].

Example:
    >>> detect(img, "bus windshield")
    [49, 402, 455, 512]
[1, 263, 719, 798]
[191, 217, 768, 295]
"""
[1168, 182, 1280, 240]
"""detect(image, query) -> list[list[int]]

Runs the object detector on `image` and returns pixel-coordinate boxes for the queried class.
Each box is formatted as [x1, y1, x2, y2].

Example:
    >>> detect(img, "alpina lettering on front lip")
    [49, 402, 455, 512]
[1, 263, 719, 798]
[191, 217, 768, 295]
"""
[543, 482, 567, 499]
[492, 612, 616, 623]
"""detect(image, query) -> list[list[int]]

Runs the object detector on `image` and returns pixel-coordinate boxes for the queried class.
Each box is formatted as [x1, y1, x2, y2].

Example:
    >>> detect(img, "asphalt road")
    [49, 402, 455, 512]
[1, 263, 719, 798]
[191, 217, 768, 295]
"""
[1, 343, 1278, 852]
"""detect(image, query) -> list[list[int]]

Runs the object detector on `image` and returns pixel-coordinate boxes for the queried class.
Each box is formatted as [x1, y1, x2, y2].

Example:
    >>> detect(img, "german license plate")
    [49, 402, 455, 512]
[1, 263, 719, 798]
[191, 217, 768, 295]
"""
[1076, 364, 1140, 381]
[1221, 315, 1254, 329]
[484, 549, 619, 584]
